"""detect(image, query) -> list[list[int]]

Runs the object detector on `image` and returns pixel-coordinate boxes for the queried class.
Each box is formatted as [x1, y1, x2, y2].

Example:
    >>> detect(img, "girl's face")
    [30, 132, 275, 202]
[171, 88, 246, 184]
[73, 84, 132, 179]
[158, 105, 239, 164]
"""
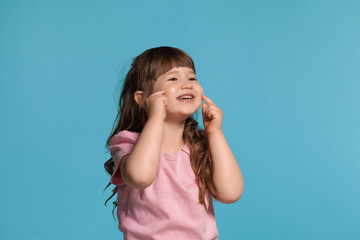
[152, 67, 203, 120]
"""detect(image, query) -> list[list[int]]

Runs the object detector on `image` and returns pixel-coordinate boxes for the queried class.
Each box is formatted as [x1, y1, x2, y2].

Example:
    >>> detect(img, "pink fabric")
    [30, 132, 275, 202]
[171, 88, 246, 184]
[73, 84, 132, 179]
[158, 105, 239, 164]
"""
[109, 130, 218, 240]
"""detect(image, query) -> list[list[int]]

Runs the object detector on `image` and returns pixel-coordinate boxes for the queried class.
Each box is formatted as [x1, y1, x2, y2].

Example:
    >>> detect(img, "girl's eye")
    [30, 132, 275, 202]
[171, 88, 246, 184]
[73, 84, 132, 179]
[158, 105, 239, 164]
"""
[189, 78, 197, 81]
[168, 78, 177, 81]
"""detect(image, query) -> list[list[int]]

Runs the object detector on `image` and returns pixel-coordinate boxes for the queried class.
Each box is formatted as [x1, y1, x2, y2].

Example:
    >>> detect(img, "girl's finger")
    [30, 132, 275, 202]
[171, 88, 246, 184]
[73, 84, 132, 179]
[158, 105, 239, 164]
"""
[149, 90, 166, 97]
[202, 102, 207, 109]
[202, 94, 214, 104]
[210, 109, 217, 118]
[202, 103, 208, 113]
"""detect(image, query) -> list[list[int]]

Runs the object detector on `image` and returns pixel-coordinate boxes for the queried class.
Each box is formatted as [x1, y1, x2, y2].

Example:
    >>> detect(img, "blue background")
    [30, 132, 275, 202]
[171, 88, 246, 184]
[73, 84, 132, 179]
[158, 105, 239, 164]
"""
[1, 0, 359, 239]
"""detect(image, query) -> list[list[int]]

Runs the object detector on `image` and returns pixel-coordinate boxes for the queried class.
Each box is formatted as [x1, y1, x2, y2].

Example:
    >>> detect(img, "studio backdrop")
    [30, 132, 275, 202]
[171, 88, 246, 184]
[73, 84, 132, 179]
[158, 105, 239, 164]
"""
[1, 1, 359, 239]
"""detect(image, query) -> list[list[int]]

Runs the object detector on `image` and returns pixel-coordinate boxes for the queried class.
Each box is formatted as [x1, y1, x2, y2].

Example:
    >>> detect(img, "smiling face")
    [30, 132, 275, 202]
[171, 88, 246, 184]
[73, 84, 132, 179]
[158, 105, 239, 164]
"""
[152, 66, 203, 121]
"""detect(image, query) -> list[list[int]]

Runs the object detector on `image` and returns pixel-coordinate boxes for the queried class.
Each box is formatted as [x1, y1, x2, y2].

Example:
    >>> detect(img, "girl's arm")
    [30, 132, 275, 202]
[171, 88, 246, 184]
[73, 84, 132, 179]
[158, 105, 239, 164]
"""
[202, 95, 244, 203]
[120, 91, 167, 189]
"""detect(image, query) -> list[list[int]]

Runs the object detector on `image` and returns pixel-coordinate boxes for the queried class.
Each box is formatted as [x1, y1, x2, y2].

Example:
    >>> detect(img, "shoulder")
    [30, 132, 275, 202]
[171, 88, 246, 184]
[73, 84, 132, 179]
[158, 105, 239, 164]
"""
[109, 130, 140, 147]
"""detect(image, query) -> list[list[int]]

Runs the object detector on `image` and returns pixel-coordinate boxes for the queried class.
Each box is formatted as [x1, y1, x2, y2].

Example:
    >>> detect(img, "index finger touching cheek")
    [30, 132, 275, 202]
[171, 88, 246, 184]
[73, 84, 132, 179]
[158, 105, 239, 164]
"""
[202, 94, 214, 104]
[150, 90, 166, 97]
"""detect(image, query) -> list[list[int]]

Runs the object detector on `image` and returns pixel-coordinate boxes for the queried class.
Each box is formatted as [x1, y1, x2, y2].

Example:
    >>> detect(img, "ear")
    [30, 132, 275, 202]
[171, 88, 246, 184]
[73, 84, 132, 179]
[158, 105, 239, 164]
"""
[134, 91, 144, 107]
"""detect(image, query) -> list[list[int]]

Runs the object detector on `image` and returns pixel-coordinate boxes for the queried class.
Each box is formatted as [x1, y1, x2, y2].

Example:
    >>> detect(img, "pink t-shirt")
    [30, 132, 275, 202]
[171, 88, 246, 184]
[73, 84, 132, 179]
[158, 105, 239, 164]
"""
[109, 130, 219, 240]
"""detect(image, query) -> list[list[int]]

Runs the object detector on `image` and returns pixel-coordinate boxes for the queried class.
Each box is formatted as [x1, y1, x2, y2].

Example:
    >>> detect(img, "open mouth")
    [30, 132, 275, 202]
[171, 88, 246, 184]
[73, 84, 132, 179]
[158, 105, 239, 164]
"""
[177, 94, 195, 102]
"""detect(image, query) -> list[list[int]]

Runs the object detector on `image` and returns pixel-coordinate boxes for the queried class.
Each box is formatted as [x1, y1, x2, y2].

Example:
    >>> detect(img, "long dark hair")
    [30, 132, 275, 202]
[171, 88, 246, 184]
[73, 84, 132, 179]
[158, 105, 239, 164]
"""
[104, 46, 214, 217]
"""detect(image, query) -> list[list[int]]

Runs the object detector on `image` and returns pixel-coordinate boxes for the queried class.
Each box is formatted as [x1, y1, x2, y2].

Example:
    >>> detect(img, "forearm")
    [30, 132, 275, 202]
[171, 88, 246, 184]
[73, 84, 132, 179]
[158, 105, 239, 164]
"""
[208, 130, 244, 203]
[121, 116, 164, 188]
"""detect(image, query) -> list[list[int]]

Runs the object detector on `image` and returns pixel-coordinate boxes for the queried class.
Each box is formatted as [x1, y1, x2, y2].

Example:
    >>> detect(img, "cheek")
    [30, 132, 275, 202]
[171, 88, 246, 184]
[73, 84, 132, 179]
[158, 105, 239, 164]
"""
[164, 85, 177, 97]
[198, 85, 203, 95]
[195, 84, 203, 98]
[195, 85, 204, 107]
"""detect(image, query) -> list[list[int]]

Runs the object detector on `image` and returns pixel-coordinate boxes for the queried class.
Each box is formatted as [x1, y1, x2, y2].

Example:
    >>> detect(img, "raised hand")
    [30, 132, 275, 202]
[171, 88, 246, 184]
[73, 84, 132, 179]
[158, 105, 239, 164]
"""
[202, 94, 223, 134]
[145, 90, 168, 120]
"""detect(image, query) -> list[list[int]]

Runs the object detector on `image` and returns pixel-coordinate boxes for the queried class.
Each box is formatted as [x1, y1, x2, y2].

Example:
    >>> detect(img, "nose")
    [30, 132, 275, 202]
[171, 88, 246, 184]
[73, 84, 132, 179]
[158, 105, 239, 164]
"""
[181, 81, 193, 89]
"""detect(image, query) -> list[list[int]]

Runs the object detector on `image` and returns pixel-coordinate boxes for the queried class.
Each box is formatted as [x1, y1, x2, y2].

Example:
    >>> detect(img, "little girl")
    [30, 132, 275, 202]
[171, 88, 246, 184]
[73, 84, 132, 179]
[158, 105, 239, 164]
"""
[104, 46, 243, 240]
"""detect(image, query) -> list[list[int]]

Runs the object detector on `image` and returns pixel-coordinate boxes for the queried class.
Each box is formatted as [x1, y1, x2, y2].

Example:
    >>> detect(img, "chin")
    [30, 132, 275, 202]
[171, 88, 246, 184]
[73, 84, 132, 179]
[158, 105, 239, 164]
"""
[165, 111, 196, 122]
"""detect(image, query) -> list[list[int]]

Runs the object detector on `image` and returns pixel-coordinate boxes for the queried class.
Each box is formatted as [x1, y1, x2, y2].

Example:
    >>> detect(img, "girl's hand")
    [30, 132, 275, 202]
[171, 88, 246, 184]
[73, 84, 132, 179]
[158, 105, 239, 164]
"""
[145, 90, 167, 120]
[202, 94, 223, 134]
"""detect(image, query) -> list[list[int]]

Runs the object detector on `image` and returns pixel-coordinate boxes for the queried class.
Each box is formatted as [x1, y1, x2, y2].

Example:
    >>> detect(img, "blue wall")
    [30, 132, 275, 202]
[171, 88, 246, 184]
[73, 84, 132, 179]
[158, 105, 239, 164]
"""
[1, 0, 359, 239]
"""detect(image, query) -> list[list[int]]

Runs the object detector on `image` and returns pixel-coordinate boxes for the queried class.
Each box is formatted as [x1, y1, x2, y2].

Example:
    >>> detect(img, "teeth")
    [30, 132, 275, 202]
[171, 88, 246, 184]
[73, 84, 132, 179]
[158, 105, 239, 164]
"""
[181, 96, 193, 100]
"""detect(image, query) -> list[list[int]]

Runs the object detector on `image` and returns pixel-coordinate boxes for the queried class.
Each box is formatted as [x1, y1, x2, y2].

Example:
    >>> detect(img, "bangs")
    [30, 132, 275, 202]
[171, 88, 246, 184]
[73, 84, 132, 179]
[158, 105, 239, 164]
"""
[147, 47, 196, 81]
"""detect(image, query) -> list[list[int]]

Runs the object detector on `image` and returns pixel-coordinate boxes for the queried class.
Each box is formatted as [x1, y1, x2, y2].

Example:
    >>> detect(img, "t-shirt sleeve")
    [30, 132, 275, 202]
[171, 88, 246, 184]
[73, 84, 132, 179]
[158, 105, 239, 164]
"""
[109, 130, 140, 186]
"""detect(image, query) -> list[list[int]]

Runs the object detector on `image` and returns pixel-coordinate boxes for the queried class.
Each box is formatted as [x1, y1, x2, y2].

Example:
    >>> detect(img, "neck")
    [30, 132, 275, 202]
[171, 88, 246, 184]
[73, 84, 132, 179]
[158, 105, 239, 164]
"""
[161, 119, 186, 155]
